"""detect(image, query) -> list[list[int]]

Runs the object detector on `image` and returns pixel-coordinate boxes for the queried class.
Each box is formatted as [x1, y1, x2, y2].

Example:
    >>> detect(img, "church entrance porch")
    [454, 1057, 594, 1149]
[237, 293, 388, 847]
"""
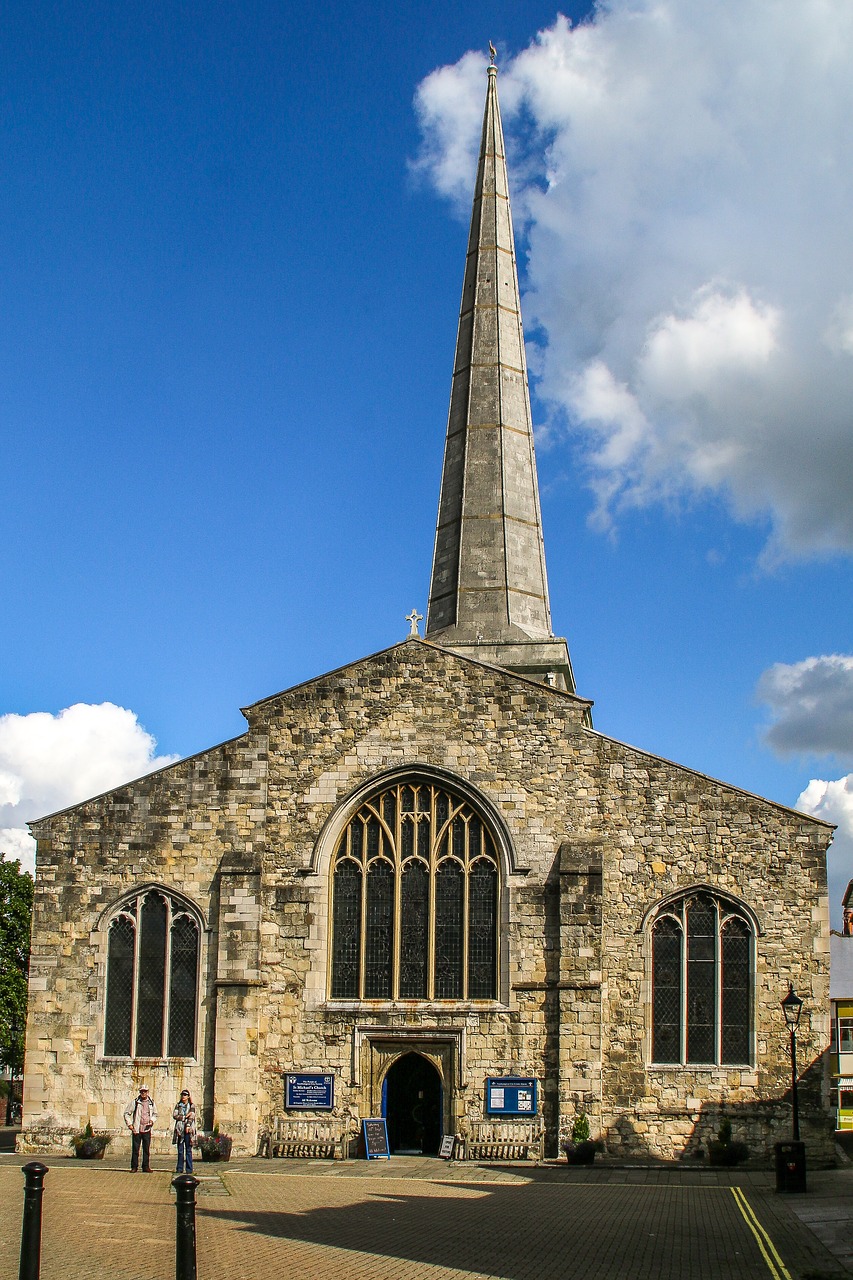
[384, 1052, 442, 1154]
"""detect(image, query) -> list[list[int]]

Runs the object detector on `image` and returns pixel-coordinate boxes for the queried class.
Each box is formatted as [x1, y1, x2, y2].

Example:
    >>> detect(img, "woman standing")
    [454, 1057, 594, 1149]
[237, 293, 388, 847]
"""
[172, 1090, 197, 1173]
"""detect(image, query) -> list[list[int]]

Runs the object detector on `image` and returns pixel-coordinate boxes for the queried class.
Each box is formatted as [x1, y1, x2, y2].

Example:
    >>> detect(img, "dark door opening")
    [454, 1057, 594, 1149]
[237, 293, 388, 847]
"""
[384, 1052, 442, 1155]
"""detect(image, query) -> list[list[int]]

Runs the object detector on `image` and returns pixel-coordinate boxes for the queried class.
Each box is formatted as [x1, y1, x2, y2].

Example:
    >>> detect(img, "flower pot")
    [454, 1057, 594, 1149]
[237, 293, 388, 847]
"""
[74, 1141, 108, 1159]
[563, 1140, 596, 1165]
[198, 1134, 232, 1162]
[707, 1140, 749, 1167]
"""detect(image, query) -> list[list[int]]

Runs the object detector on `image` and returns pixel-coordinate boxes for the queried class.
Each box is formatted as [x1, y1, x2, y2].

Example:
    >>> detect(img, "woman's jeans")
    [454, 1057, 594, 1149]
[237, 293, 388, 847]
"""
[176, 1133, 194, 1173]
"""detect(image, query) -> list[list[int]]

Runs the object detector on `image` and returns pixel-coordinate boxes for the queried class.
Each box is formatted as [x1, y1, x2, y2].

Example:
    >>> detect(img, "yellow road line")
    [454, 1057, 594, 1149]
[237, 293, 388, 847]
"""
[731, 1186, 792, 1280]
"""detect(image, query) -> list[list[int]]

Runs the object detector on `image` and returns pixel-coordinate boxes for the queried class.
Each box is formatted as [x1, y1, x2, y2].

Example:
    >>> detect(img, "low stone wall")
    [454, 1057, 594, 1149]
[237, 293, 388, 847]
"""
[16, 1126, 175, 1157]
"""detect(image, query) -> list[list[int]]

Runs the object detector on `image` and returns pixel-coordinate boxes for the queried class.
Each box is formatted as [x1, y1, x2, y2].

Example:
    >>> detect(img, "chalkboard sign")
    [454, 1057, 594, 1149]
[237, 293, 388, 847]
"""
[363, 1118, 390, 1159]
[285, 1073, 334, 1110]
[439, 1134, 456, 1159]
[485, 1077, 538, 1116]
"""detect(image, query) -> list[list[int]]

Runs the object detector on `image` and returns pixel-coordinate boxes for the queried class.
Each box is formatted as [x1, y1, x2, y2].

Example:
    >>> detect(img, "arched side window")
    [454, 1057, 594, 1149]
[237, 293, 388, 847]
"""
[330, 779, 500, 1001]
[103, 889, 200, 1058]
[650, 892, 753, 1066]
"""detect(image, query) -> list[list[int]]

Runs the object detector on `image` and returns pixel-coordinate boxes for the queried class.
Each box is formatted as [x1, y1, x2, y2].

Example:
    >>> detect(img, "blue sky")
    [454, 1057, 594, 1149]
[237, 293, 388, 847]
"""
[3, 0, 853, 921]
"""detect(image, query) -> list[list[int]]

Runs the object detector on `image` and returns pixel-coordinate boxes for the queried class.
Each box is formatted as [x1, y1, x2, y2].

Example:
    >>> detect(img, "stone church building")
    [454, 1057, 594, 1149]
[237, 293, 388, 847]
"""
[21, 61, 834, 1162]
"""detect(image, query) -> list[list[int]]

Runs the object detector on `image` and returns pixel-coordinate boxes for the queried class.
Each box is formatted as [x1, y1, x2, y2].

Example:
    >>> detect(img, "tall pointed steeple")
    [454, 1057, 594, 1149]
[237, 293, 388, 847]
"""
[426, 56, 576, 693]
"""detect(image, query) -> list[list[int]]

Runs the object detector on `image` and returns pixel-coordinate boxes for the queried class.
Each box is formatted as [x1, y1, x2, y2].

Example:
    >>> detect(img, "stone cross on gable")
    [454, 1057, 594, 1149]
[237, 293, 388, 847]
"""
[406, 609, 423, 638]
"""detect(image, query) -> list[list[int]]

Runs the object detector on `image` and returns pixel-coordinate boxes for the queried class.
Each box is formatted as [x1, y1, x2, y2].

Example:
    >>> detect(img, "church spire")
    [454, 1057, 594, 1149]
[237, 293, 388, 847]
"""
[425, 56, 576, 693]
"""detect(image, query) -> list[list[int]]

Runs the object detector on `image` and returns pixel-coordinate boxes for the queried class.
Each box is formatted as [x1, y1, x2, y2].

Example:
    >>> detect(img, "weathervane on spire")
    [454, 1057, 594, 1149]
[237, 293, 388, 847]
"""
[489, 41, 497, 67]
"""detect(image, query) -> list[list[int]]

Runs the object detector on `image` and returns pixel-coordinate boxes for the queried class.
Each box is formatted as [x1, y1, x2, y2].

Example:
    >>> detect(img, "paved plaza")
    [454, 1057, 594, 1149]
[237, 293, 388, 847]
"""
[2, 1144, 852, 1280]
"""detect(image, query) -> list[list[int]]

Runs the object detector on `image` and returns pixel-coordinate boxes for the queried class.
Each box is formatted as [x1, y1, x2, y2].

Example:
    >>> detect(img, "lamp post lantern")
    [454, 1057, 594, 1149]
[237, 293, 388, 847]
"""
[781, 983, 803, 1142]
[775, 982, 807, 1193]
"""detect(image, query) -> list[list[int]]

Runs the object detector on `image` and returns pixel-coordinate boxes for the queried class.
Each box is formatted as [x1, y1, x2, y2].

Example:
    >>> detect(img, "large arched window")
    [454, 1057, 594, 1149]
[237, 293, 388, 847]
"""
[651, 892, 753, 1066]
[103, 889, 200, 1058]
[330, 779, 500, 1001]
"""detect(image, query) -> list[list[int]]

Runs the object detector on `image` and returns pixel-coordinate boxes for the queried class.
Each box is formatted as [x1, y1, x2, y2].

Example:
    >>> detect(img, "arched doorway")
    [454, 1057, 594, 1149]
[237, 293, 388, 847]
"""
[383, 1052, 442, 1154]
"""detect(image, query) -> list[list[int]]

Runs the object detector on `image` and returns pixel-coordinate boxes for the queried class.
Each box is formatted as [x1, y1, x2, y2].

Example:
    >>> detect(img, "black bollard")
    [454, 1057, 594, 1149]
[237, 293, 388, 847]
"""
[19, 1162, 49, 1280]
[172, 1173, 200, 1280]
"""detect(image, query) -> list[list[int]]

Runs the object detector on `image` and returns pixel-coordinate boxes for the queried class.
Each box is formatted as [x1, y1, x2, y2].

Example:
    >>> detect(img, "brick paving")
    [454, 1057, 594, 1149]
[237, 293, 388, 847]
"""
[0, 1152, 848, 1280]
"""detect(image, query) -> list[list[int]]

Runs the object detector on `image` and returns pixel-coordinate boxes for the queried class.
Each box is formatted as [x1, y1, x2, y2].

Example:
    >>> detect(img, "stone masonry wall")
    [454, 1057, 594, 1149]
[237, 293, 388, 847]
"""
[21, 732, 267, 1154]
[20, 640, 833, 1161]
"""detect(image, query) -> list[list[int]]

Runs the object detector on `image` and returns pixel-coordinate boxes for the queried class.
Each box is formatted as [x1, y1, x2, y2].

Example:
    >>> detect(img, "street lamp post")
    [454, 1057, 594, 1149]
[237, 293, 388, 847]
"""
[776, 983, 806, 1193]
[781, 983, 803, 1141]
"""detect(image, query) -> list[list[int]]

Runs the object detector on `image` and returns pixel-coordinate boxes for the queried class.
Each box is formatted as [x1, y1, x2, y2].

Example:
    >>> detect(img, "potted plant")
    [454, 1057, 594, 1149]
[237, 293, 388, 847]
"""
[70, 1122, 112, 1159]
[562, 1112, 598, 1165]
[198, 1125, 233, 1163]
[707, 1118, 749, 1167]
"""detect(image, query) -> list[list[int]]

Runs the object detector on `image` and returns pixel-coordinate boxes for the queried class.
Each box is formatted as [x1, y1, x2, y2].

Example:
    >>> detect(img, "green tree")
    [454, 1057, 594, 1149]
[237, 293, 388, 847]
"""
[0, 859, 34, 1084]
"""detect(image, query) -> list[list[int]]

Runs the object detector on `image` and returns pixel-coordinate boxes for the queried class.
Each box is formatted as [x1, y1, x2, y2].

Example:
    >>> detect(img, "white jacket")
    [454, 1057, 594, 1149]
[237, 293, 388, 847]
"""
[123, 1095, 158, 1133]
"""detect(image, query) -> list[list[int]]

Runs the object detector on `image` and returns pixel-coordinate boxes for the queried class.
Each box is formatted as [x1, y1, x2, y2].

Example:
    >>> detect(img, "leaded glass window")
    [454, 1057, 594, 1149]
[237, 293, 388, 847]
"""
[329, 779, 501, 1001]
[434, 862, 464, 998]
[104, 915, 135, 1057]
[103, 889, 200, 1058]
[721, 918, 751, 1064]
[331, 862, 361, 998]
[365, 861, 394, 998]
[651, 916, 681, 1064]
[650, 893, 752, 1066]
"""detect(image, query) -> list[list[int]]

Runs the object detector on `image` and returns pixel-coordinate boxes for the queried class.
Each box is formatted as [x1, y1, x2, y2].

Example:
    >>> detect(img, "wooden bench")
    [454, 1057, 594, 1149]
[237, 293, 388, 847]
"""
[460, 1121, 543, 1162]
[258, 1117, 349, 1160]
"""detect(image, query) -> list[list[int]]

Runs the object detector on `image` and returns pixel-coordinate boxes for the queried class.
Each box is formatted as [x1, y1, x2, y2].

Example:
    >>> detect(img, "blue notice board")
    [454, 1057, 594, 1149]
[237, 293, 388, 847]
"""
[285, 1072, 334, 1110]
[485, 1076, 538, 1116]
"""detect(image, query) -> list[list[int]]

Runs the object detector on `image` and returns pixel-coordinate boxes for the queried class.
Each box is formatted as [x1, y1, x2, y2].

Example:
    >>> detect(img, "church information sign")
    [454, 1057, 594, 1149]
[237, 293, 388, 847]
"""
[285, 1073, 334, 1110]
[362, 1118, 391, 1159]
[485, 1077, 538, 1116]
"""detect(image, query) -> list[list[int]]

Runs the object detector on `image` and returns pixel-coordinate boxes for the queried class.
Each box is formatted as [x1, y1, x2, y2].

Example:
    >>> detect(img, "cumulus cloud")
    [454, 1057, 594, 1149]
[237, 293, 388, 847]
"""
[414, 2, 853, 560]
[755, 655, 853, 924]
[757, 655, 853, 762]
[797, 775, 853, 926]
[0, 703, 178, 875]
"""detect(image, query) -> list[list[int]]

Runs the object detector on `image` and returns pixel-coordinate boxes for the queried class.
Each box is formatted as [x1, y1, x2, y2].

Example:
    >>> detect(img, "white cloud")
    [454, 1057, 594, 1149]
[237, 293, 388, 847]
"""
[414, 2, 853, 560]
[757, 654, 853, 762]
[0, 703, 178, 875]
[797, 775, 853, 926]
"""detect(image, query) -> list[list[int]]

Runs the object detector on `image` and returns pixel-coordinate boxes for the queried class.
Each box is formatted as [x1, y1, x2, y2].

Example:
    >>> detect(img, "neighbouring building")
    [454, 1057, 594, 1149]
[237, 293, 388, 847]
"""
[20, 57, 835, 1163]
[830, 881, 853, 1131]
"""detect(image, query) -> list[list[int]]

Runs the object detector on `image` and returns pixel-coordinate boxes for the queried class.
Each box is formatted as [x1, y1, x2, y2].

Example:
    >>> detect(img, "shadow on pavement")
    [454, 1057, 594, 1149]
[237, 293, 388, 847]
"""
[200, 1180, 836, 1280]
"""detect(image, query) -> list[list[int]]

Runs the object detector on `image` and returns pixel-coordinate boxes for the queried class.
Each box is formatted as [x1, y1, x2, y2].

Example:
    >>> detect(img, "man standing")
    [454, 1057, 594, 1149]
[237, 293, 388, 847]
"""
[124, 1085, 157, 1172]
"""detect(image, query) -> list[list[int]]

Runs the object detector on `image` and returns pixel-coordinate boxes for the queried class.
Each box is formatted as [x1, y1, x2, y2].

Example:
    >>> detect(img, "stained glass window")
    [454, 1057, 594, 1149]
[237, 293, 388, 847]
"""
[329, 779, 500, 1000]
[650, 893, 752, 1066]
[103, 890, 200, 1058]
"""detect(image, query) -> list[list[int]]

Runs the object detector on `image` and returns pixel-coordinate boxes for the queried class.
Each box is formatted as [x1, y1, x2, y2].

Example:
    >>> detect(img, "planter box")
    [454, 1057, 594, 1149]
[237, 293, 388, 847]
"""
[563, 1141, 596, 1165]
[73, 1142, 108, 1159]
[198, 1134, 232, 1162]
[707, 1140, 749, 1167]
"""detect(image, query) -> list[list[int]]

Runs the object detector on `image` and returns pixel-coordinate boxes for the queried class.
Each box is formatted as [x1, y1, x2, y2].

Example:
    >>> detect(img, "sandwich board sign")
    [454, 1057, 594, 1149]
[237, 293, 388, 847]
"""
[362, 1117, 390, 1159]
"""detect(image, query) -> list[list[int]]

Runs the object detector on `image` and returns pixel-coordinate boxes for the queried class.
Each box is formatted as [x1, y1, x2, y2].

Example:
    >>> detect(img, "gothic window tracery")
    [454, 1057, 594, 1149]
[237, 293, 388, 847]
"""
[103, 889, 200, 1058]
[330, 779, 500, 1001]
[651, 892, 753, 1066]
